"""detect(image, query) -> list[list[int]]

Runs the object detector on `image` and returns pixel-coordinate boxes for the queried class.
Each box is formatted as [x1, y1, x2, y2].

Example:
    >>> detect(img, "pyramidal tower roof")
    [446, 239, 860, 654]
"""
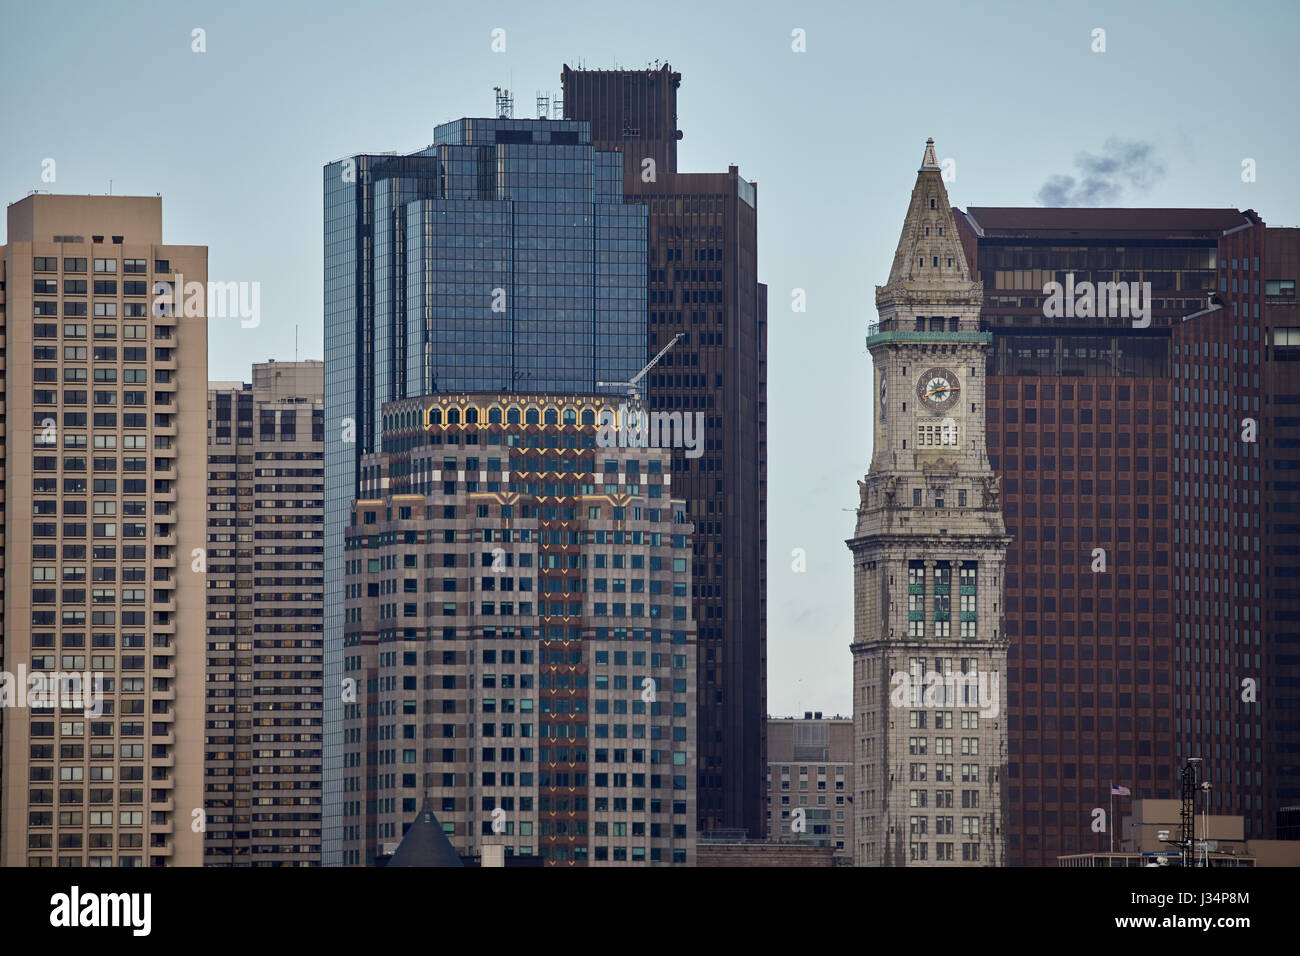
[878, 138, 980, 306]
[387, 797, 464, 867]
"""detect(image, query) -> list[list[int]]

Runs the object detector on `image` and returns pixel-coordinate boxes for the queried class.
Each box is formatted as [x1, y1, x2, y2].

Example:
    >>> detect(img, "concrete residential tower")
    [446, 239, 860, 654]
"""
[204, 361, 324, 865]
[1, 194, 207, 866]
[849, 142, 1009, 866]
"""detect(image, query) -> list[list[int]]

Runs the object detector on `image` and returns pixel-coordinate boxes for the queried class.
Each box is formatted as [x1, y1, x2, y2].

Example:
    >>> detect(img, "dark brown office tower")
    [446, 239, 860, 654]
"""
[1263, 227, 1300, 835]
[561, 64, 680, 187]
[954, 206, 1272, 865]
[564, 64, 768, 838]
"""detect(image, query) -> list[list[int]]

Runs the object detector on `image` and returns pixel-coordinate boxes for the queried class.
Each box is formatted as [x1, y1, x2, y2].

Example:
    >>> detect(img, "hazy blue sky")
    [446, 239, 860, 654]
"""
[3, 0, 1297, 717]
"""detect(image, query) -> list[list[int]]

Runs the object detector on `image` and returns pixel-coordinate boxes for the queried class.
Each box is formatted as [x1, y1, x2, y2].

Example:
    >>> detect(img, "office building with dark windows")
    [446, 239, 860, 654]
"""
[322, 119, 648, 863]
[340, 392, 697, 866]
[563, 63, 768, 839]
[1261, 227, 1300, 837]
[952, 205, 1285, 864]
[204, 360, 324, 865]
[0, 194, 207, 866]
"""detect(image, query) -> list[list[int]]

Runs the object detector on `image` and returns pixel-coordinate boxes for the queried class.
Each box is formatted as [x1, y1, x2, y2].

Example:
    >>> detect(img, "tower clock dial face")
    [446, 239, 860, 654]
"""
[917, 367, 960, 411]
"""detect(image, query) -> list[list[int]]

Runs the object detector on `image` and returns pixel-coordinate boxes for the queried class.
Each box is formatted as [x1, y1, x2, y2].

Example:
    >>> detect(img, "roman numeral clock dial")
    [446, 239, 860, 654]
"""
[917, 367, 960, 412]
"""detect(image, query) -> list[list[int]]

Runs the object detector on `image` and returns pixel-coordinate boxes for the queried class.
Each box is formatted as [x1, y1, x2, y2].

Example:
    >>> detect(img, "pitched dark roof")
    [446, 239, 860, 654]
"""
[959, 206, 1253, 240]
[388, 798, 464, 867]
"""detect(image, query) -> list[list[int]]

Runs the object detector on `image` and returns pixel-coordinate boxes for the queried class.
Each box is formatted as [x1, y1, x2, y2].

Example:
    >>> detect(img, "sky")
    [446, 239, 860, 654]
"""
[2, 0, 1297, 718]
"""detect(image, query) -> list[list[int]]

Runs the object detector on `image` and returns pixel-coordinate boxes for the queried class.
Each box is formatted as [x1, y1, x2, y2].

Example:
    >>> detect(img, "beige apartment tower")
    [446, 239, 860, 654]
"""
[1, 194, 207, 866]
[848, 142, 1010, 866]
[204, 361, 324, 865]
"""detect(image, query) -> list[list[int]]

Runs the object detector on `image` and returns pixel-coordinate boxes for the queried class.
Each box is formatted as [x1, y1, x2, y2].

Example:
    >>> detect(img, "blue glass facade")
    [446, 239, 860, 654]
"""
[322, 119, 647, 864]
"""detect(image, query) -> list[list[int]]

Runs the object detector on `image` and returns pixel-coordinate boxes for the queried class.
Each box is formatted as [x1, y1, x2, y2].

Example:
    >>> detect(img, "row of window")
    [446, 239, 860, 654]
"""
[33, 257, 167, 273]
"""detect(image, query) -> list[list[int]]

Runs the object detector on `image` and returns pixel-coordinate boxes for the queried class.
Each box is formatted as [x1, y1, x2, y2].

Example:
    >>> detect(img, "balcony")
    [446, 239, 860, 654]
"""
[865, 325, 993, 349]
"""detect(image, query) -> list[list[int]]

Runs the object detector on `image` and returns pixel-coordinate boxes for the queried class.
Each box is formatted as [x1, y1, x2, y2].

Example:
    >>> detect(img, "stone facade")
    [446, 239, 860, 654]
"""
[849, 142, 1010, 866]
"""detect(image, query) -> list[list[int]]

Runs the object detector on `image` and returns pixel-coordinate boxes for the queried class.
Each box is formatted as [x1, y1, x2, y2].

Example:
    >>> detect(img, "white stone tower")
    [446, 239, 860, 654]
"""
[848, 139, 1010, 866]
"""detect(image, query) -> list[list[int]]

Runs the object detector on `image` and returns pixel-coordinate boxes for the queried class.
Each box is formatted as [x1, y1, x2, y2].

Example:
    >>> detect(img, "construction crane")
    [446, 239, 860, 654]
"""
[596, 333, 683, 435]
[598, 332, 682, 406]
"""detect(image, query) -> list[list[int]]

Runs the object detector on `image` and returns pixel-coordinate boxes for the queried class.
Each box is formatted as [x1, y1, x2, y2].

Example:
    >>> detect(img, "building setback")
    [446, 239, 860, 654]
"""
[850, 142, 1010, 867]
[563, 63, 768, 838]
[1, 195, 207, 866]
[323, 119, 649, 863]
[341, 392, 697, 866]
[953, 204, 1279, 864]
[204, 360, 324, 865]
[766, 714, 853, 860]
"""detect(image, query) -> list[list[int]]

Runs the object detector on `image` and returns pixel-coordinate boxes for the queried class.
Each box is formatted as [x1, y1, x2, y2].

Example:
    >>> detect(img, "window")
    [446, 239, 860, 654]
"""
[917, 421, 957, 447]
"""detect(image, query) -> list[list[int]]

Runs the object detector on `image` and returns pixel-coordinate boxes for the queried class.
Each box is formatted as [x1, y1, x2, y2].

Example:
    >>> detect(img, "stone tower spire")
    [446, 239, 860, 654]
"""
[883, 138, 976, 293]
[848, 138, 1009, 868]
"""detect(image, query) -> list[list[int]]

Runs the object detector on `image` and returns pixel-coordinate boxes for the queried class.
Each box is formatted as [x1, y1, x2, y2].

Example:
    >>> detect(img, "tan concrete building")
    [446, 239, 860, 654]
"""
[1059, 798, 1300, 866]
[766, 714, 853, 860]
[849, 142, 1010, 866]
[1, 194, 207, 866]
[342, 392, 698, 866]
[204, 361, 323, 865]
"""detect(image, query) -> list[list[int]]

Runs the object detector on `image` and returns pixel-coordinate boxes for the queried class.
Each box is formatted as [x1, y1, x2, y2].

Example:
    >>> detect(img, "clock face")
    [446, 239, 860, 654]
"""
[917, 367, 960, 411]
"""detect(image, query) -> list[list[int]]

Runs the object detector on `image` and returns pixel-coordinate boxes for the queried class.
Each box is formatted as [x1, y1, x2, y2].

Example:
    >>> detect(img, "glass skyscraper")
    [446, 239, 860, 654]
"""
[322, 118, 647, 864]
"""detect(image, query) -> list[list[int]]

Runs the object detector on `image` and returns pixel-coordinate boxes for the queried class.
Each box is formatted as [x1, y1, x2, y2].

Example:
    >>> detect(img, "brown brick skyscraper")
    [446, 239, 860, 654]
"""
[563, 63, 768, 838]
[954, 205, 1277, 864]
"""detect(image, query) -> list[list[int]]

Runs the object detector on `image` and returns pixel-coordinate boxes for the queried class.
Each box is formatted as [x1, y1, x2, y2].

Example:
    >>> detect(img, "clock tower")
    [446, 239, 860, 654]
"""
[849, 139, 1010, 866]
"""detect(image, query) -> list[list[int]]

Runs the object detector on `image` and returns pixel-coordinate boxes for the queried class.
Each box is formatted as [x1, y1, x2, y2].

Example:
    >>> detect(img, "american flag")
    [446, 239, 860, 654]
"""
[1111, 784, 1131, 796]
